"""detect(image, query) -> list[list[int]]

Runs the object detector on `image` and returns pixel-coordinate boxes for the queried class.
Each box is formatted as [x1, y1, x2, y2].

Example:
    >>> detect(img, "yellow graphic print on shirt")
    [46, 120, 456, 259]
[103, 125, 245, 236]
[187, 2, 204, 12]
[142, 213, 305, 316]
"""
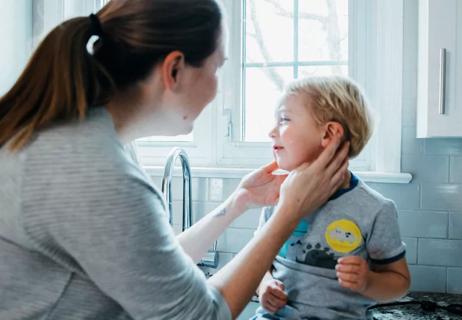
[325, 219, 362, 253]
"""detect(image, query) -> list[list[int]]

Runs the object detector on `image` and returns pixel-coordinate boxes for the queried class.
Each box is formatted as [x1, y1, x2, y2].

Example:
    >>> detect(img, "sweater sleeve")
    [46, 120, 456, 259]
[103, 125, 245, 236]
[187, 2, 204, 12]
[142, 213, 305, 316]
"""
[23, 159, 231, 320]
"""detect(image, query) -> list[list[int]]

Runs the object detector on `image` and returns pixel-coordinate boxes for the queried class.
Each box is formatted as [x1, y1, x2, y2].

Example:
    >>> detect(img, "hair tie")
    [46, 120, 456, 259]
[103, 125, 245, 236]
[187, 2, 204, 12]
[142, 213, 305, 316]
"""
[89, 13, 103, 37]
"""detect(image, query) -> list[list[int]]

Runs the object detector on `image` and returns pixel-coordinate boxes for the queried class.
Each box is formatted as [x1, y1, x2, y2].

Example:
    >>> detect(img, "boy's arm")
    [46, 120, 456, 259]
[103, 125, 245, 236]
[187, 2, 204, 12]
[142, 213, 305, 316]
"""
[355, 199, 410, 302]
[365, 257, 410, 302]
[336, 256, 410, 303]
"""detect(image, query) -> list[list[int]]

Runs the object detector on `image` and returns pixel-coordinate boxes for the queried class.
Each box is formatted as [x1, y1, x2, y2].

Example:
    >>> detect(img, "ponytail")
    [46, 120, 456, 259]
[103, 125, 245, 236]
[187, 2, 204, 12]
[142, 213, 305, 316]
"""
[0, 0, 222, 151]
[0, 16, 113, 151]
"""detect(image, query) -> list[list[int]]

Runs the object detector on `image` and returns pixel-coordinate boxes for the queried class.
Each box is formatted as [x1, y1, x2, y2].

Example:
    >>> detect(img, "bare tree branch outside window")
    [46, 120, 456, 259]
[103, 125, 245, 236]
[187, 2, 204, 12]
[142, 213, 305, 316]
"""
[246, 0, 346, 88]
[248, 0, 284, 91]
[244, 0, 348, 142]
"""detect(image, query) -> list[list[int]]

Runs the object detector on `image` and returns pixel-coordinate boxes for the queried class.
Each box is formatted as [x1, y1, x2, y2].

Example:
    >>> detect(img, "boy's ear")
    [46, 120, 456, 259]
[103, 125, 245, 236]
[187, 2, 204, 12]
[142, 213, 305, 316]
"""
[321, 121, 345, 148]
[161, 51, 186, 91]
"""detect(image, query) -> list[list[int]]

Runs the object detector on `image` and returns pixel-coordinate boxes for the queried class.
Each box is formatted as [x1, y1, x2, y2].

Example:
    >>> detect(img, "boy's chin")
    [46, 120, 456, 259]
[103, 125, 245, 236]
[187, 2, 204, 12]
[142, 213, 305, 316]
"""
[276, 160, 312, 172]
[275, 161, 296, 172]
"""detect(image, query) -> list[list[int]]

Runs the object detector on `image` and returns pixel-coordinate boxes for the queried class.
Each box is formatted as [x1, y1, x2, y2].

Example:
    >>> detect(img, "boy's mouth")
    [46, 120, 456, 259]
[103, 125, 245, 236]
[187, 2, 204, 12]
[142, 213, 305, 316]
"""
[273, 145, 284, 151]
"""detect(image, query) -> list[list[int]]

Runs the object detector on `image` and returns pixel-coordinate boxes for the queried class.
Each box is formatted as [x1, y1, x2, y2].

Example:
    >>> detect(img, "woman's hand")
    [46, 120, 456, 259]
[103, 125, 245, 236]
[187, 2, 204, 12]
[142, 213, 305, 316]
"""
[258, 278, 288, 313]
[336, 256, 370, 294]
[232, 162, 287, 212]
[277, 135, 349, 220]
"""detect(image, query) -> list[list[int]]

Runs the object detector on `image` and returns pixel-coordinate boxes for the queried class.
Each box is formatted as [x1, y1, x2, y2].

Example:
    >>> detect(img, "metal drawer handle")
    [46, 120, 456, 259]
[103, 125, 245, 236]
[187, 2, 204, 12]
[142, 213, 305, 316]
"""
[439, 48, 447, 115]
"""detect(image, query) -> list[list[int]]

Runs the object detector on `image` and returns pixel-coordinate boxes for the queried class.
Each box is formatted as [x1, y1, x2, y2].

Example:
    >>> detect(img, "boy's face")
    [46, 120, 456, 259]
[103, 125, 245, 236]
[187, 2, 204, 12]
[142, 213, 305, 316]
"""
[269, 94, 324, 171]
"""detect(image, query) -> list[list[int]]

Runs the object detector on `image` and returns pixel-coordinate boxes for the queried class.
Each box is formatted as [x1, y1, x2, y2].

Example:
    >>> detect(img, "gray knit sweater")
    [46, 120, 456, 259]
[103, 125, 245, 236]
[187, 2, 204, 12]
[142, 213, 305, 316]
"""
[0, 108, 231, 320]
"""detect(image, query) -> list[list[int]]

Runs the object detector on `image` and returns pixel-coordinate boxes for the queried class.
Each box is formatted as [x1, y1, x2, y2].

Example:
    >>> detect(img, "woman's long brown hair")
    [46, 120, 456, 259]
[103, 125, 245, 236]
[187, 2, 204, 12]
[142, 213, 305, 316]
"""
[0, 0, 222, 151]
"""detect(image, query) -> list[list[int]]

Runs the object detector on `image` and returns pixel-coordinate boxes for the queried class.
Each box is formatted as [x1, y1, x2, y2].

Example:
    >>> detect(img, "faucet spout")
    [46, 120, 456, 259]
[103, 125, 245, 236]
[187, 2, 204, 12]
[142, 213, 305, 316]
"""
[161, 147, 219, 269]
[161, 148, 192, 231]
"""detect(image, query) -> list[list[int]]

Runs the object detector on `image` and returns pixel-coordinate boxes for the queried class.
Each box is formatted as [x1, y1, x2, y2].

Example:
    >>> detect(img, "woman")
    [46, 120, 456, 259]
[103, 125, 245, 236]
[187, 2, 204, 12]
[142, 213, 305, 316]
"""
[0, 0, 349, 319]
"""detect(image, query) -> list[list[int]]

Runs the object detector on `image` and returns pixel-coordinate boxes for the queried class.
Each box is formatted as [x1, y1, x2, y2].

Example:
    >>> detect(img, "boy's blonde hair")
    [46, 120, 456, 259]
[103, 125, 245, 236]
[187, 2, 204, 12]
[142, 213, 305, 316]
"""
[284, 76, 373, 158]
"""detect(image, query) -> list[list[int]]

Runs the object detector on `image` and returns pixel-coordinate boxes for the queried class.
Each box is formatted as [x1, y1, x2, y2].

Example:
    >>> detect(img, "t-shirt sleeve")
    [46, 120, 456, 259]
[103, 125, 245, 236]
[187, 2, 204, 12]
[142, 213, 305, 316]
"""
[254, 206, 273, 236]
[366, 200, 406, 265]
[25, 164, 231, 320]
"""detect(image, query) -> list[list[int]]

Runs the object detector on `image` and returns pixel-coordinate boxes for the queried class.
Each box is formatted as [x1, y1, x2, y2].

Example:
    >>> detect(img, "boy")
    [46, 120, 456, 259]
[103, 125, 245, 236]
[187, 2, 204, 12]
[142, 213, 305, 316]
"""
[252, 77, 410, 320]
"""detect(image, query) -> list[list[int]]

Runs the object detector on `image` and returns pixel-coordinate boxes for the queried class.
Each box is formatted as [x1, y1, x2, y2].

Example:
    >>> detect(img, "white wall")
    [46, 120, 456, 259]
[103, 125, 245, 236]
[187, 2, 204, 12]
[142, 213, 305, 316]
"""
[0, 0, 32, 95]
[32, 0, 105, 47]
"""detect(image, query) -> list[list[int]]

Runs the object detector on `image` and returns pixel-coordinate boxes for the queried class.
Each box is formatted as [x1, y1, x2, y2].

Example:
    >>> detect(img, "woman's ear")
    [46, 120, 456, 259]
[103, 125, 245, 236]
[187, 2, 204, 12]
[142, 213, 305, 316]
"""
[161, 51, 185, 91]
[321, 121, 345, 148]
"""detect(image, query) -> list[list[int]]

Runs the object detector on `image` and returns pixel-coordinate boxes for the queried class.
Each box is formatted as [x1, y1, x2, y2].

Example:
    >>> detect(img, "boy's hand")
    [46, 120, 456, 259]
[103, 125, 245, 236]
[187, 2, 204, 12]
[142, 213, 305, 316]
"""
[336, 256, 370, 294]
[258, 278, 288, 313]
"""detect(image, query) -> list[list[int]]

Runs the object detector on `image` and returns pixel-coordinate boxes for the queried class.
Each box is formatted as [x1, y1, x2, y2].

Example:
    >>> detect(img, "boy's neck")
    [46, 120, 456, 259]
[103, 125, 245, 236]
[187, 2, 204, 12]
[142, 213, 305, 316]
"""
[339, 170, 352, 190]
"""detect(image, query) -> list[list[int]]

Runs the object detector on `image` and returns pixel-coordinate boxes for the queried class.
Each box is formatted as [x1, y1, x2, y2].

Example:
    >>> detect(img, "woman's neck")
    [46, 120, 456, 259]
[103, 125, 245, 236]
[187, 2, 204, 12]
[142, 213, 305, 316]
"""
[106, 78, 168, 144]
[106, 87, 144, 144]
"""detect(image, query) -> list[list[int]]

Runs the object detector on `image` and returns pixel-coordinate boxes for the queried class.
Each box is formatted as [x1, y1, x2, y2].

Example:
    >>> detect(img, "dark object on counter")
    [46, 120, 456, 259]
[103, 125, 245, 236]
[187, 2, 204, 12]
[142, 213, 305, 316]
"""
[366, 292, 462, 320]
[368, 300, 462, 315]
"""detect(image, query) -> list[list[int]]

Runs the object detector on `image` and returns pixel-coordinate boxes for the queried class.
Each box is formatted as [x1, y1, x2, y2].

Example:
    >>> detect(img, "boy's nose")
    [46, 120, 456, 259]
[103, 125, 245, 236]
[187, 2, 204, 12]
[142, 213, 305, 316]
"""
[268, 126, 277, 138]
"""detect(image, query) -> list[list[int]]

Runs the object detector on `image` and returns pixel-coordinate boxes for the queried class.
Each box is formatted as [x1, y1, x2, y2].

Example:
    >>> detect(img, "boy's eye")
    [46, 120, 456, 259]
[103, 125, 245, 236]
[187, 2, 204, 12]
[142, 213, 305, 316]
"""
[278, 117, 290, 124]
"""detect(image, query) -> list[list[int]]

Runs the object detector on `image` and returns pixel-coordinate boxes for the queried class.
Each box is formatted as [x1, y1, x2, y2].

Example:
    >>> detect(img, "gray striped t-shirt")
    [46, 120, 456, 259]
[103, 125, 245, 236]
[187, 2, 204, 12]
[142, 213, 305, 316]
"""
[0, 107, 231, 320]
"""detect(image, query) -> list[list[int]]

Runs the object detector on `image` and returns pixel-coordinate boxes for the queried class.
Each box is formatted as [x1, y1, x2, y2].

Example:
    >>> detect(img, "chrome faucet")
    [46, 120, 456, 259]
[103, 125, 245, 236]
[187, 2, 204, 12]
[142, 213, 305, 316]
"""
[161, 147, 192, 231]
[161, 147, 219, 269]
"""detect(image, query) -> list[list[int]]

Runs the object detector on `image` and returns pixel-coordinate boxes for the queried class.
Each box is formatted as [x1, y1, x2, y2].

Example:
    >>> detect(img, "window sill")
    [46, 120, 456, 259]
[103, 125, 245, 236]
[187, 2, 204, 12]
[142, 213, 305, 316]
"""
[143, 166, 413, 184]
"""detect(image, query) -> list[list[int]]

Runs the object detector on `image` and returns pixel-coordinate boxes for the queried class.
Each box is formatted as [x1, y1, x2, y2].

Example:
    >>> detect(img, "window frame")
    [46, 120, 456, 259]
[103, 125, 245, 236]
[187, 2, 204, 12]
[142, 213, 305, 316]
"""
[214, 0, 371, 169]
[32, 0, 411, 183]
[216, 0, 412, 182]
[136, 0, 410, 183]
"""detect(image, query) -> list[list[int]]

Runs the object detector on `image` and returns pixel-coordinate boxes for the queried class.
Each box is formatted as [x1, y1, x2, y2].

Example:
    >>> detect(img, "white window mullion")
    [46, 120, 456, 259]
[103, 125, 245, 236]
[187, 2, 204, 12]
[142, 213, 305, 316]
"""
[372, 0, 404, 173]
[0, 0, 32, 95]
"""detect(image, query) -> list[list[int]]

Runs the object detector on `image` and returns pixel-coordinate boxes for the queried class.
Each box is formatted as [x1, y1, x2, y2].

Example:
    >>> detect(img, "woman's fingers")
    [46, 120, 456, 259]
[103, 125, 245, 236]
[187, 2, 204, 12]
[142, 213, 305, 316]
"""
[325, 141, 350, 177]
[329, 157, 349, 193]
[262, 161, 279, 173]
[312, 134, 343, 170]
[276, 137, 349, 219]
[275, 174, 288, 186]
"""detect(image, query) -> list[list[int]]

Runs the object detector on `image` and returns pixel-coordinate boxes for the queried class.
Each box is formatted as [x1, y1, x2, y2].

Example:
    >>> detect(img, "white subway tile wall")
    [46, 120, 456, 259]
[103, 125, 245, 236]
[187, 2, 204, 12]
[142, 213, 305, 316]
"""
[153, 172, 462, 296]
[448, 268, 462, 294]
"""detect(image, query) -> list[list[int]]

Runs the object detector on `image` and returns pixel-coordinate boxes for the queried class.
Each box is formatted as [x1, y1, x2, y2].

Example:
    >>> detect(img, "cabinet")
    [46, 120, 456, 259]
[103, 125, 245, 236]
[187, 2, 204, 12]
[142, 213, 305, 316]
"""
[417, 0, 462, 138]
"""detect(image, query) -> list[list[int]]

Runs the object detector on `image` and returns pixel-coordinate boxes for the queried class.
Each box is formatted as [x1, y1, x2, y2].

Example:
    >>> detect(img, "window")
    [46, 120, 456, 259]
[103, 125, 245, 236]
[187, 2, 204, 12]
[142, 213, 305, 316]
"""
[137, 0, 410, 183]
[242, 0, 349, 142]
[210, 0, 373, 169]
[138, 0, 360, 167]
[31, 0, 409, 182]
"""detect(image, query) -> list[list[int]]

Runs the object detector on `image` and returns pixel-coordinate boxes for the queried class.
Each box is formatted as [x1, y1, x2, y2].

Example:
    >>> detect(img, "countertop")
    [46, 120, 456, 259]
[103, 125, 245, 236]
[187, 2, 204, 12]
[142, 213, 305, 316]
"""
[367, 292, 462, 320]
